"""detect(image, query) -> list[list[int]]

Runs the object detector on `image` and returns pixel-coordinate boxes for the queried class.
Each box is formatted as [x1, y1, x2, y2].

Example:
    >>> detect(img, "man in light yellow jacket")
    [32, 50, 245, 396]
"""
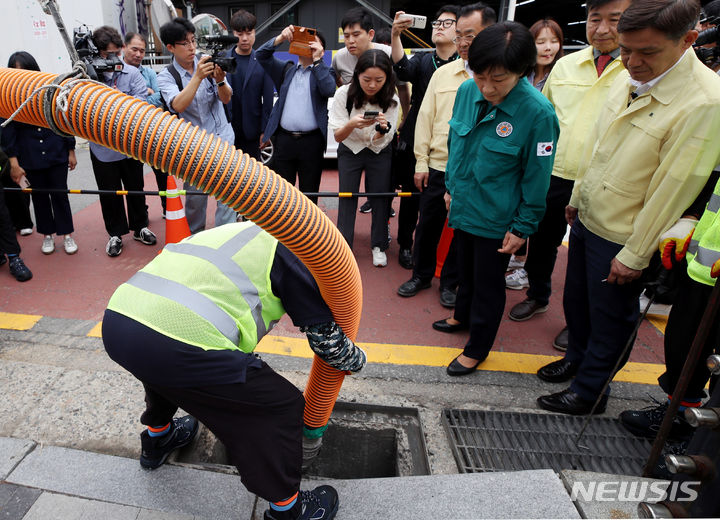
[537, 0, 720, 416]
[508, 0, 630, 347]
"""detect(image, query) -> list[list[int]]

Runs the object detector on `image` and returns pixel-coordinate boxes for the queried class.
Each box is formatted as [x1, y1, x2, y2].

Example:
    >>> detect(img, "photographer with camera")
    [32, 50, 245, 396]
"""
[158, 17, 237, 234]
[255, 25, 335, 204]
[87, 25, 156, 257]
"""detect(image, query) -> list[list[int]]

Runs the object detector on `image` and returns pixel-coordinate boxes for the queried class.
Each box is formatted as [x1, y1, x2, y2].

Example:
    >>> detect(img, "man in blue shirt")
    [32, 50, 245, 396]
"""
[157, 17, 237, 234]
[123, 32, 169, 217]
[88, 26, 156, 257]
[225, 10, 275, 161]
[256, 25, 335, 204]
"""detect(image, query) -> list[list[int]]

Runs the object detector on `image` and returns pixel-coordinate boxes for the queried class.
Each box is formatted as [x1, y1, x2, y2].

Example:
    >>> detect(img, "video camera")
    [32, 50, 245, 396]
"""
[73, 25, 123, 81]
[694, 16, 720, 66]
[200, 34, 238, 74]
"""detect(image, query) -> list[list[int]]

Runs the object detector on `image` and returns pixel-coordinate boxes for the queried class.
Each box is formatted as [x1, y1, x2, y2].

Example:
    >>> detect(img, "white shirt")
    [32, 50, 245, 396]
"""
[328, 85, 399, 154]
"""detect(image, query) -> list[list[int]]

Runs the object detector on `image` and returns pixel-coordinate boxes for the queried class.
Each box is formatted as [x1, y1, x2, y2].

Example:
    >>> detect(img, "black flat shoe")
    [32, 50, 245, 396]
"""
[446, 355, 483, 376]
[537, 358, 578, 383]
[537, 388, 608, 415]
[432, 318, 467, 333]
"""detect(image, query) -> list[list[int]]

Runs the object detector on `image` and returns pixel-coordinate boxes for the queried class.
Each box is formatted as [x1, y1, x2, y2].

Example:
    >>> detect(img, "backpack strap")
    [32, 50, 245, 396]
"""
[161, 64, 185, 111]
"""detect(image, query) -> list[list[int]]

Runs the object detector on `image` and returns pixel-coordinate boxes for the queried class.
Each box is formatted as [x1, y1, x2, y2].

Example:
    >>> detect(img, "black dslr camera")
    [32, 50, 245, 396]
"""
[73, 25, 123, 80]
[694, 16, 720, 67]
[201, 35, 239, 74]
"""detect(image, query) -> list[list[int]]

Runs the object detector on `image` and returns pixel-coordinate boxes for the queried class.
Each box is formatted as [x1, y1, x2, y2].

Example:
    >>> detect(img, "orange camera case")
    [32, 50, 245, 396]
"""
[289, 27, 317, 58]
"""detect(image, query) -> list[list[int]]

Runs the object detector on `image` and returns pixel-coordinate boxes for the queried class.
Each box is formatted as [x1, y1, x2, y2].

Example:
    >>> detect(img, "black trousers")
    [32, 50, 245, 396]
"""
[152, 167, 167, 213]
[336, 143, 391, 251]
[412, 168, 458, 290]
[0, 168, 33, 231]
[236, 136, 261, 162]
[659, 267, 720, 401]
[524, 176, 575, 305]
[0, 185, 21, 256]
[273, 130, 325, 205]
[103, 312, 304, 502]
[453, 229, 510, 360]
[26, 163, 74, 236]
[394, 145, 420, 250]
[90, 153, 148, 237]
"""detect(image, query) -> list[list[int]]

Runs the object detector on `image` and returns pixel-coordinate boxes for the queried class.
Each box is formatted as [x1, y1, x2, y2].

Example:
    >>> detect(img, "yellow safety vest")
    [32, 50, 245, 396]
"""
[687, 179, 720, 286]
[107, 222, 286, 353]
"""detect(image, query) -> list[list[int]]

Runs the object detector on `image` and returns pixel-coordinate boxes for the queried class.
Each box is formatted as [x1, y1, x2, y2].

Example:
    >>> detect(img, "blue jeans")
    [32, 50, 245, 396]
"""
[563, 219, 643, 401]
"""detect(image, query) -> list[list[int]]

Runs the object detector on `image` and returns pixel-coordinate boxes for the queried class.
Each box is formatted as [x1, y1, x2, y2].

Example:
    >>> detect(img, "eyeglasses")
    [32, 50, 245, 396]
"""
[432, 19, 456, 29]
[453, 34, 476, 44]
[175, 38, 197, 48]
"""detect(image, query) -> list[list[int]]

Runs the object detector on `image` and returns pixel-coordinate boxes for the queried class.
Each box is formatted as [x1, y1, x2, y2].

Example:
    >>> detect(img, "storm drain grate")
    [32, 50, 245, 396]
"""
[442, 409, 652, 475]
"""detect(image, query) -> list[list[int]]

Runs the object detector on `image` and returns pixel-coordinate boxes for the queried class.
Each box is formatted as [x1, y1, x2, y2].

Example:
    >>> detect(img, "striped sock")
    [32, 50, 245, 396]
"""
[270, 492, 298, 512]
[147, 423, 171, 437]
[667, 396, 701, 412]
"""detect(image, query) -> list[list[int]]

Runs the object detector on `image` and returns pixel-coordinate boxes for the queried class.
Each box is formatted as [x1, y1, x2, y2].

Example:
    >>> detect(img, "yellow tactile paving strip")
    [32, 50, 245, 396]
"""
[0, 311, 664, 385]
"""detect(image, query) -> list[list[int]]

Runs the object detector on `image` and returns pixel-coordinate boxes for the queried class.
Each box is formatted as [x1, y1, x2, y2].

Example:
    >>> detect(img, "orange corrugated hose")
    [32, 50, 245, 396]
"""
[0, 68, 361, 431]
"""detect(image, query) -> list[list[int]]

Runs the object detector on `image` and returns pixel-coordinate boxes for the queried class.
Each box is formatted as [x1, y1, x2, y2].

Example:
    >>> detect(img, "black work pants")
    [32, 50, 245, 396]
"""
[273, 130, 325, 205]
[26, 163, 74, 236]
[412, 168, 458, 290]
[90, 153, 148, 237]
[0, 168, 32, 231]
[336, 142, 391, 251]
[0, 185, 21, 255]
[394, 145, 420, 250]
[153, 167, 167, 213]
[453, 229, 510, 360]
[659, 267, 720, 401]
[524, 176, 574, 305]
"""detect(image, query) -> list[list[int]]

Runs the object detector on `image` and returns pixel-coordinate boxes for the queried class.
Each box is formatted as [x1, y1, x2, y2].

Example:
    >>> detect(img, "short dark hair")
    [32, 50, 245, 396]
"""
[347, 49, 397, 112]
[374, 27, 391, 45]
[341, 7, 374, 32]
[586, 0, 623, 15]
[230, 9, 257, 32]
[124, 31, 147, 46]
[7, 51, 40, 71]
[316, 30, 327, 50]
[617, 0, 700, 40]
[92, 25, 123, 51]
[159, 17, 195, 46]
[468, 21, 536, 76]
[436, 5, 461, 20]
[458, 2, 497, 26]
[704, 0, 720, 18]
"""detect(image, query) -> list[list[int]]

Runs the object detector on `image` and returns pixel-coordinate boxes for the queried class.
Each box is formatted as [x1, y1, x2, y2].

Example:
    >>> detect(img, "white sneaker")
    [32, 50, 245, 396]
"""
[41, 235, 55, 254]
[505, 268, 529, 290]
[507, 255, 525, 272]
[20, 228, 33, 236]
[372, 247, 387, 267]
[63, 235, 78, 254]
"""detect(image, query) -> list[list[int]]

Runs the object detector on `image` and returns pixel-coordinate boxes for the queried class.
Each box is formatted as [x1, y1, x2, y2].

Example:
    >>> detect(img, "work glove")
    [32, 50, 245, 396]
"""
[712, 258, 720, 279]
[658, 217, 697, 270]
[301, 321, 367, 372]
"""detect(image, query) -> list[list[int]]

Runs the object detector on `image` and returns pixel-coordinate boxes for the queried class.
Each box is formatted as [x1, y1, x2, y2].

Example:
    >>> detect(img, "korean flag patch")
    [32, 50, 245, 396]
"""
[537, 142, 554, 157]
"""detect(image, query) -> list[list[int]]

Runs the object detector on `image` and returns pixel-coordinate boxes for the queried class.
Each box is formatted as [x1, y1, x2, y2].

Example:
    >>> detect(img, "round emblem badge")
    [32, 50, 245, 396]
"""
[496, 122, 513, 137]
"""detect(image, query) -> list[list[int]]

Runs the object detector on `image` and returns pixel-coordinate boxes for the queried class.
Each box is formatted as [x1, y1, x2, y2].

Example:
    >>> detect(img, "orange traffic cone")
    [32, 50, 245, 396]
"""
[165, 175, 191, 245]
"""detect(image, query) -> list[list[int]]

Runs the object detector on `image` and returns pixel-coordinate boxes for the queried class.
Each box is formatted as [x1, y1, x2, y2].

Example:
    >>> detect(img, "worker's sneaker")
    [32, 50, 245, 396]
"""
[133, 227, 157, 245]
[106, 236, 123, 257]
[63, 235, 78, 255]
[19, 227, 33, 236]
[264, 485, 339, 520]
[506, 255, 525, 272]
[139, 415, 199, 469]
[8, 256, 32, 282]
[372, 247, 387, 267]
[358, 201, 371, 213]
[619, 400, 694, 441]
[505, 268, 529, 290]
[41, 235, 55, 254]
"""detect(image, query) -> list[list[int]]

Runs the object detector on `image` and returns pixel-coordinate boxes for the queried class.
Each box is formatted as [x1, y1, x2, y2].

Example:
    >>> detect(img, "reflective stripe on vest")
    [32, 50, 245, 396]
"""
[125, 271, 240, 345]
[708, 192, 720, 214]
[690, 243, 720, 268]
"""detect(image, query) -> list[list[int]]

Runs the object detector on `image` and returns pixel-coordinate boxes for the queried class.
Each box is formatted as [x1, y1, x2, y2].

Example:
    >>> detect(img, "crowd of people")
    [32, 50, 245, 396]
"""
[2, 0, 720, 518]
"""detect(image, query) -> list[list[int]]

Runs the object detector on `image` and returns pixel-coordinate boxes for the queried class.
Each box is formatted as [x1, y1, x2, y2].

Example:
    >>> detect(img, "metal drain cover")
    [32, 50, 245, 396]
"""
[442, 409, 652, 475]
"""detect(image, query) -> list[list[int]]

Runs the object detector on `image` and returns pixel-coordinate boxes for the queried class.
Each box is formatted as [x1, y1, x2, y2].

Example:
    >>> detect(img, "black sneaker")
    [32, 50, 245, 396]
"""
[8, 256, 32, 282]
[133, 227, 157, 245]
[359, 201, 372, 213]
[264, 485, 339, 520]
[106, 236, 123, 257]
[140, 415, 199, 469]
[619, 400, 694, 441]
[390, 207, 396, 217]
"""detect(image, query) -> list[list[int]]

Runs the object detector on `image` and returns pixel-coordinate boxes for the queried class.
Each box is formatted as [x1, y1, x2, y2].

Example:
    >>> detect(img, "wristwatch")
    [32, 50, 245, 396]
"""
[216, 80, 226, 87]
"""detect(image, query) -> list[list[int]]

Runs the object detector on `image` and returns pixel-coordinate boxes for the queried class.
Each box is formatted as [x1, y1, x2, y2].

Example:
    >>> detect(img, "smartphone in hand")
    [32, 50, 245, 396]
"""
[363, 111, 379, 120]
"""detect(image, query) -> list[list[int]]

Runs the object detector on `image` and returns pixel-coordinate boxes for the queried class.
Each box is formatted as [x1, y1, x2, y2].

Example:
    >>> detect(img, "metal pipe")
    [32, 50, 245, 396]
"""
[707, 354, 720, 375]
[684, 407, 720, 429]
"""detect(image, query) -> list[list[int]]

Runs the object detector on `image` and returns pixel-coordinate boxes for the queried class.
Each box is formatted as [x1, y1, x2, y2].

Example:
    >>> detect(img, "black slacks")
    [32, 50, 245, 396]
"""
[394, 145, 420, 250]
[453, 229, 510, 360]
[90, 153, 148, 237]
[26, 163, 74, 236]
[524, 176, 574, 305]
[659, 267, 720, 400]
[0, 185, 21, 255]
[0, 167, 33, 231]
[412, 167, 458, 290]
[272, 130, 325, 204]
